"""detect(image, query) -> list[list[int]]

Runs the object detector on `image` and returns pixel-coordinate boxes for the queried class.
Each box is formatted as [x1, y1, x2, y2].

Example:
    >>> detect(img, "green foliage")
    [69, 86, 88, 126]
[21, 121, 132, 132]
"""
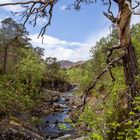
[45, 57, 60, 78]
[74, 23, 140, 139]
[131, 23, 140, 65]
[0, 48, 44, 114]
[67, 60, 93, 90]
[77, 106, 104, 139]
[58, 123, 69, 130]
[15, 49, 44, 96]
[29, 116, 43, 125]
[0, 17, 31, 73]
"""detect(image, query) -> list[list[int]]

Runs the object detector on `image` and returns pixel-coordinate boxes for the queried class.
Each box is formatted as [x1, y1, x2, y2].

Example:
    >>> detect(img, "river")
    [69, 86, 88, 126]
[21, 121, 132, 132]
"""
[39, 91, 75, 139]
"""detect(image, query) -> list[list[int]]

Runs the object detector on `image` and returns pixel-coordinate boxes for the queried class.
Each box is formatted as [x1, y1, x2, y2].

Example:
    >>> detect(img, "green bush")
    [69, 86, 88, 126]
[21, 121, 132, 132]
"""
[0, 49, 44, 114]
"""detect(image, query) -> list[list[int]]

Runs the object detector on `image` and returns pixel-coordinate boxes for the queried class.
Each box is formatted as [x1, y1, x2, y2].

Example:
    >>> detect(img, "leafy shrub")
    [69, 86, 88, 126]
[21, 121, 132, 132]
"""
[0, 49, 44, 115]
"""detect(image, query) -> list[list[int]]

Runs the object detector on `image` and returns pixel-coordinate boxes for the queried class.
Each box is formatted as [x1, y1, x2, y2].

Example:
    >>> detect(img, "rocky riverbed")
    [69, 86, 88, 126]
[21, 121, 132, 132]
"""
[37, 90, 75, 139]
[0, 88, 78, 140]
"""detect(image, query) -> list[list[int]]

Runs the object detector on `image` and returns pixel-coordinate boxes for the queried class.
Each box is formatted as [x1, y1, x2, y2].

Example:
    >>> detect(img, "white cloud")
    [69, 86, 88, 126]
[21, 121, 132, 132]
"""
[30, 34, 87, 48]
[131, 15, 140, 25]
[37, 18, 48, 26]
[0, 0, 12, 3]
[60, 5, 67, 11]
[88, 26, 110, 45]
[30, 25, 110, 62]
[0, 0, 24, 12]
[30, 34, 90, 62]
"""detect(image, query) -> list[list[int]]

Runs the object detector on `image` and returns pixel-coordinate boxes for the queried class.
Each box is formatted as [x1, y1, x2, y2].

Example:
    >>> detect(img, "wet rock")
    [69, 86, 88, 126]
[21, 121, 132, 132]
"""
[46, 120, 49, 124]
[42, 79, 73, 92]
[51, 94, 61, 102]
[30, 102, 52, 117]
[53, 103, 67, 112]
[65, 97, 70, 102]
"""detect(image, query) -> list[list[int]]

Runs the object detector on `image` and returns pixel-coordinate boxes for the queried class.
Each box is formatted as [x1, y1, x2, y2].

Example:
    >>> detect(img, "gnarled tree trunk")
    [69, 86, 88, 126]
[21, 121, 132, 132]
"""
[123, 44, 138, 106]
[116, 0, 139, 110]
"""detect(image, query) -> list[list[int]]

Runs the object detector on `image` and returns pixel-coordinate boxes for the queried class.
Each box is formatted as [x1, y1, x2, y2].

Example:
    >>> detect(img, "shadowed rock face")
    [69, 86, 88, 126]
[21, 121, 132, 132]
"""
[42, 79, 73, 92]
[0, 118, 44, 140]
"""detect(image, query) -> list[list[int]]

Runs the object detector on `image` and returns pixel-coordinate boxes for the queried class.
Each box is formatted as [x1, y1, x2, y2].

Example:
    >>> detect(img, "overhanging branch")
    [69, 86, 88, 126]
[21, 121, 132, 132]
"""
[81, 54, 124, 106]
[0, 0, 58, 37]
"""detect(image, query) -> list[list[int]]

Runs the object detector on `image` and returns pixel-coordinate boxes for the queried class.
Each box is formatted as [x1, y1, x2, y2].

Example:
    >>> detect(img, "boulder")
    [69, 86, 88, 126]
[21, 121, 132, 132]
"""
[0, 117, 44, 140]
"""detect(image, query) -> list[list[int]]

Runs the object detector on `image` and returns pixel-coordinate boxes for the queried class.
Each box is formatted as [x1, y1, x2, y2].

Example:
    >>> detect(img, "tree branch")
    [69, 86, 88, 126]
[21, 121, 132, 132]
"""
[105, 44, 121, 63]
[133, 1, 140, 10]
[0, 1, 42, 6]
[102, 0, 116, 23]
[81, 54, 124, 107]
[103, 12, 116, 23]
[0, 0, 58, 37]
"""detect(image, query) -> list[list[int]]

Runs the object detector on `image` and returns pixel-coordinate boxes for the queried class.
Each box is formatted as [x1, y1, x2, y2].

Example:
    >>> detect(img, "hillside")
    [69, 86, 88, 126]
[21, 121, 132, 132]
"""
[58, 60, 85, 68]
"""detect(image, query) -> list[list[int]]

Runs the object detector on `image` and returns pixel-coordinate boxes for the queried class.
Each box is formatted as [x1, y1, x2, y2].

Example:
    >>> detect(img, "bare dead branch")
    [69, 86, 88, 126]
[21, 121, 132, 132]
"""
[133, 1, 140, 10]
[81, 54, 124, 107]
[109, 68, 116, 81]
[132, 1, 140, 15]
[0, 1, 42, 6]
[101, 0, 116, 23]
[0, 0, 59, 37]
[132, 11, 140, 15]
[106, 44, 121, 63]
[71, 54, 124, 114]
[105, 44, 121, 81]
[38, 2, 54, 38]
[103, 12, 116, 23]
[66, 0, 96, 10]
[107, 0, 114, 17]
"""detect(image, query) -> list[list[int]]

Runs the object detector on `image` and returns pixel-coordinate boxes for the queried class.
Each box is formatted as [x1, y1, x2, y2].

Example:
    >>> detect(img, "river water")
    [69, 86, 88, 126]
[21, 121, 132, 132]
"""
[39, 91, 75, 139]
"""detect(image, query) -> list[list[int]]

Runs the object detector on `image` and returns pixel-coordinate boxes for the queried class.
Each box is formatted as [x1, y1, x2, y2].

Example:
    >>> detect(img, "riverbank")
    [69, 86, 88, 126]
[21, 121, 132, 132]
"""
[0, 88, 77, 139]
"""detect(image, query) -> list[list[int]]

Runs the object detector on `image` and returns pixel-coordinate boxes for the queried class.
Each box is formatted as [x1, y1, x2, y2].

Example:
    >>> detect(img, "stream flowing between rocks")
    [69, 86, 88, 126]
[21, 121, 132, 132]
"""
[39, 90, 75, 139]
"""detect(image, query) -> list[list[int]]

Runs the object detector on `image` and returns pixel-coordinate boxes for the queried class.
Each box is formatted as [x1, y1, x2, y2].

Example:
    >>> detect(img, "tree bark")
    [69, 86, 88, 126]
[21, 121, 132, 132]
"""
[116, 0, 139, 110]
[3, 46, 8, 73]
[122, 44, 138, 106]
[107, 1, 139, 139]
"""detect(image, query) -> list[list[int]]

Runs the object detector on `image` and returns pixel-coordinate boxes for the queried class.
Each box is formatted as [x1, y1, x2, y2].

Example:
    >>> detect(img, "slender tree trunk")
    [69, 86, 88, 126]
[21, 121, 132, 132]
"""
[3, 46, 8, 73]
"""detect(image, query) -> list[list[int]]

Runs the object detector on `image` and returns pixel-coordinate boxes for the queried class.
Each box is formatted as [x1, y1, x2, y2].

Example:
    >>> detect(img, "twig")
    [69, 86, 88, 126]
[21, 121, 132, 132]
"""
[106, 44, 121, 63]
[0, 0, 59, 37]
[105, 44, 121, 81]
[133, 1, 140, 10]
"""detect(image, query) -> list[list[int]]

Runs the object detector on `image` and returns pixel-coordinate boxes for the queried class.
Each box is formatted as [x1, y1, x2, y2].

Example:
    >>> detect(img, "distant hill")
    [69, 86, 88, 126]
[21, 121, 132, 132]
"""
[58, 60, 85, 68]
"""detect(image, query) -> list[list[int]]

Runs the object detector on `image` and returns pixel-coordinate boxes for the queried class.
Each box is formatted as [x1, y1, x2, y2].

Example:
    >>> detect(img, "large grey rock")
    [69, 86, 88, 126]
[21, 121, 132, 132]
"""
[0, 117, 44, 140]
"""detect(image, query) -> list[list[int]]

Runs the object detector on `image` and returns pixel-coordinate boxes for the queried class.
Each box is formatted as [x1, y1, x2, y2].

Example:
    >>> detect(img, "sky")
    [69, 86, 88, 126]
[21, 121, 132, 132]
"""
[0, 0, 140, 62]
